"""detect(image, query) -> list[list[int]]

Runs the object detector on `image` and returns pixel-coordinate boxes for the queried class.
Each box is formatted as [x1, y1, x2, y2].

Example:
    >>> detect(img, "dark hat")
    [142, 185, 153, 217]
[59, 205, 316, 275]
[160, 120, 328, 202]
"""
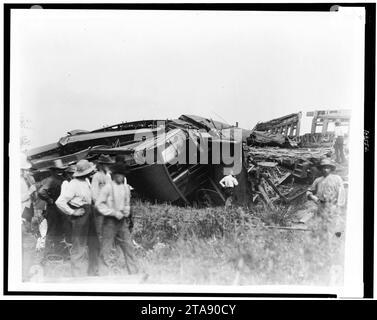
[114, 155, 125, 163]
[111, 163, 129, 175]
[97, 154, 115, 164]
[65, 165, 76, 173]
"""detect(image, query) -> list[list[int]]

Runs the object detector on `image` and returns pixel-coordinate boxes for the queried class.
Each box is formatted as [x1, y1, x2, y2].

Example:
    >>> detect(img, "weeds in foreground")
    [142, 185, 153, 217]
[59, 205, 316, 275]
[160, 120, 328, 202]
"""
[131, 200, 345, 286]
[23, 200, 345, 286]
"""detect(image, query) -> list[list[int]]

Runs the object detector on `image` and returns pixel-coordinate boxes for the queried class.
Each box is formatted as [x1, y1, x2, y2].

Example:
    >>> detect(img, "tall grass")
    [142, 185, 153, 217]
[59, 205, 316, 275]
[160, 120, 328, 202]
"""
[131, 200, 345, 286]
[24, 199, 345, 285]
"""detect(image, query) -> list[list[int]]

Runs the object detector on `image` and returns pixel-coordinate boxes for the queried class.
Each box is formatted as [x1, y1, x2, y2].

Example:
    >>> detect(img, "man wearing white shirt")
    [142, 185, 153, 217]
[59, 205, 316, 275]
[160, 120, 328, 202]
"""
[219, 169, 239, 208]
[56, 159, 99, 277]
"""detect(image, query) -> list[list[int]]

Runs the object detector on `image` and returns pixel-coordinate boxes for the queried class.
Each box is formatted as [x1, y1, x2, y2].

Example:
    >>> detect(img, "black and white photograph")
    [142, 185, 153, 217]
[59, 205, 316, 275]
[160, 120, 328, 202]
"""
[5, 3, 371, 297]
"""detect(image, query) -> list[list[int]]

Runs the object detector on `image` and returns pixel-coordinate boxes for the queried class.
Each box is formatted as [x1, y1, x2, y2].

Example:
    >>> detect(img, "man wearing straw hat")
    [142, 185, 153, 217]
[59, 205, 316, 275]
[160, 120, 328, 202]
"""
[95, 162, 138, 275]
[307, 158, 346, 210]
[37, 159, 67, 256]
[56, 159, 100, 276]
[295, 158, 346, 232]
[91, 154, 114, 242]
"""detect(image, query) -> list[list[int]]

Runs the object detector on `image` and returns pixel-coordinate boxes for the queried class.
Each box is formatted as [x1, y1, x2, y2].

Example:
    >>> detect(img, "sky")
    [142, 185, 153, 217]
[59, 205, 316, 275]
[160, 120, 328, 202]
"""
[11, 9, 364, 148]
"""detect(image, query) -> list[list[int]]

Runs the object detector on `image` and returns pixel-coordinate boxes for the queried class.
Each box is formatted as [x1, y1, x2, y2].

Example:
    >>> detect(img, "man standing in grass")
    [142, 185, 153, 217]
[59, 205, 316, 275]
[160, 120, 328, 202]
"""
[306, 158, 346, 228]
[95, 162, 138, 275]
[295, 158, 346, 233]
[219, 169, 239, 208]
[56, 159, 100, 277]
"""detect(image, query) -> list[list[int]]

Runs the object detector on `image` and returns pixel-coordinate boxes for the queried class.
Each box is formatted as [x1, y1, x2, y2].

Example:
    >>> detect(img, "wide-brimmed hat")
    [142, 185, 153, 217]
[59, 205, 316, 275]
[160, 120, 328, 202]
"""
[318, 158, 336, 170]
[97, 154, 115, 164]
[73, 159, 95, 177]
[111, 163, 129, 175]
[49, 159, 68, 171]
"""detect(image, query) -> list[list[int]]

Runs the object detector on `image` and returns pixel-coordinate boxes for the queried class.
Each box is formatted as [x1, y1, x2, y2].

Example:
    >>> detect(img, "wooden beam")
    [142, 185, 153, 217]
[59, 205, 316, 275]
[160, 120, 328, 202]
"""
[311, 111, 318, 134]
[322, 119, 329, 134]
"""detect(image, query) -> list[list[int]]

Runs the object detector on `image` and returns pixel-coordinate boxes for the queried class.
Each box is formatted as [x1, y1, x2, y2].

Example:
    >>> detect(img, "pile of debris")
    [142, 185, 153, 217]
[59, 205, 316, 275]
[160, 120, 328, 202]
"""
[243, 145, 342, 209]
[26, 114, 251, 206]
[247, 146, 333, 169]
[246, 131, 298, 148]
[25, 110, 349, 209]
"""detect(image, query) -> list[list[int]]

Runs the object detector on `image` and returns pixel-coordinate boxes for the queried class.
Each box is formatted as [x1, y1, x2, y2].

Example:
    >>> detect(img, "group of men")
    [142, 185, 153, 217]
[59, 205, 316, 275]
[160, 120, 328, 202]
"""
[21, 154, 139, 277]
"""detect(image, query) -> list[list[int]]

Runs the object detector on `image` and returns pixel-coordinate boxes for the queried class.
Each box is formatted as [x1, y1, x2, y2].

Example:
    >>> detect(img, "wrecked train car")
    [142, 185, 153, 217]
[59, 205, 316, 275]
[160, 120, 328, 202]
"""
[26, 119, 165, 163]
[27, 115, 251, 206]
[90, 116, 250, 205]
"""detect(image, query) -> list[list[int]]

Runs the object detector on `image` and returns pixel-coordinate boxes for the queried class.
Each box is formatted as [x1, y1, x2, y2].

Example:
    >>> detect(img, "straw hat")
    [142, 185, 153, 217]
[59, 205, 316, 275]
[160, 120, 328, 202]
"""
[318, 158, 336, 170]
[73, 159, 95, 177]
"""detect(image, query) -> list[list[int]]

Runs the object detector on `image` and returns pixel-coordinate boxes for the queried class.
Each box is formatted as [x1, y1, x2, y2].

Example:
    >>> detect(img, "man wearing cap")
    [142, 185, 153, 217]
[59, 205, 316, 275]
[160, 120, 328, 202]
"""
[91, 154, 114, 241]
[56, 159, 100, 277]
[37, 160, 67, 256]
[95, 162, 138, 275]
[334, 120, 346, 164]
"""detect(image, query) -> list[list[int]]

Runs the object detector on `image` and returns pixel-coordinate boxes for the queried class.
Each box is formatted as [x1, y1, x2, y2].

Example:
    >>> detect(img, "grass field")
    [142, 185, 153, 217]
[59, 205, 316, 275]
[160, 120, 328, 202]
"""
[23, 199, 346, 286]
[131, 200, 345, 286]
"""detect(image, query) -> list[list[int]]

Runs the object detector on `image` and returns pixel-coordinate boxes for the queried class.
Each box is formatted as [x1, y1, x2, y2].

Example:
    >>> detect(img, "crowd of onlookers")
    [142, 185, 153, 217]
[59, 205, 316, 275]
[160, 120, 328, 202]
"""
[21, 154, 139, 277]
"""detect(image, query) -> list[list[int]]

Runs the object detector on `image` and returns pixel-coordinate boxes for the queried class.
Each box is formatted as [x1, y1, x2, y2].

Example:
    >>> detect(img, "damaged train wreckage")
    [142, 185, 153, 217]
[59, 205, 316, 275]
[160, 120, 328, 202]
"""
[27, 115, 252, 206]
[26, 110, 349, 208]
